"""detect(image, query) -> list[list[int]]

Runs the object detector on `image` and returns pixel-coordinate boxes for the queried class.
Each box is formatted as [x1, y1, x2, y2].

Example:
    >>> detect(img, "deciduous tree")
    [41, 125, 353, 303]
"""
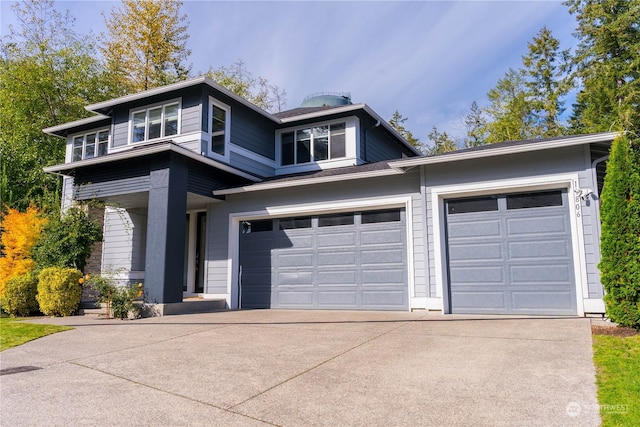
[101, 0, 191, 93]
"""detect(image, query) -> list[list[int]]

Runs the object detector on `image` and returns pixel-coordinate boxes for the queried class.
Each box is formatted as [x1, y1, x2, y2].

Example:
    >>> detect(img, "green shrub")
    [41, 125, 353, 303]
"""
[599, 136, 640, 329]
[0, 273, 39, 317]
[36, 267, 82, 317]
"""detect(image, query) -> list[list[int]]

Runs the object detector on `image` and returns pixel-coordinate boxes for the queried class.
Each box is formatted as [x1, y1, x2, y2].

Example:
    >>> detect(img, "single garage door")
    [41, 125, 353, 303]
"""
[239, 208, 408, 310]
[445, 189, 577, 315]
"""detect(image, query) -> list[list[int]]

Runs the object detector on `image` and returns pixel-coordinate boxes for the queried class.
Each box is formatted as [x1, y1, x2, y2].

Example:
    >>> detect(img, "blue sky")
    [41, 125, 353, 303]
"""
[1, 0, 579, 143]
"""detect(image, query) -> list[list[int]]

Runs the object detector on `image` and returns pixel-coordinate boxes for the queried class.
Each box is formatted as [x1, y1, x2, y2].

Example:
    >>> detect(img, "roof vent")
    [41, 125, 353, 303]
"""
[300, 92, 352, 108]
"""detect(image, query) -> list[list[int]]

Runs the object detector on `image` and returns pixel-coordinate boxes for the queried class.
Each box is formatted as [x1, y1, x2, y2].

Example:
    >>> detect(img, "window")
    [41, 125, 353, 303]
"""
[210, 99, 230, 156]
[281, 122, 346, 166]
[318, 213, 354, 227]
[241, 219, 273, 234]
[506, 191, 563, 210]
[130, 102, 179, 143]
[72, 130, 109, 161]
[361, 209, 401, 224]
[447, 197, 499, 214]
[278, 217, 312, 230]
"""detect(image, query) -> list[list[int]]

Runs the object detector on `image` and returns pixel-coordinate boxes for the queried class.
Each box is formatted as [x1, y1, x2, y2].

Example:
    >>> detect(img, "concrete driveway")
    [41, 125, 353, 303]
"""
[1, 310, 599, 426]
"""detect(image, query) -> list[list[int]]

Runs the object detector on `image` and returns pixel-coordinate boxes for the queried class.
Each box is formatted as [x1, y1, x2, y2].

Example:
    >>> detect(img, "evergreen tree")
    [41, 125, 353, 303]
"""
[426, 126, 457, 155]
[388, 110, 422, 149]
[522, 26, 571, 137]
[598, 135, 640, 329]
[566, 0, 640, 133]
[101, 0, 191, 93]
[463, 101, 488, 147]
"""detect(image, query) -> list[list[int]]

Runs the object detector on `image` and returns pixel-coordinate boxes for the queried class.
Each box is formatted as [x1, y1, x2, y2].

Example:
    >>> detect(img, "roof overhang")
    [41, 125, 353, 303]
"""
[43, 141, 262, 182]
[389, 132, 620, 170]
[43, 115, 111, 138]
[85, 76, 281, 123]
[213, 167, 404, 196]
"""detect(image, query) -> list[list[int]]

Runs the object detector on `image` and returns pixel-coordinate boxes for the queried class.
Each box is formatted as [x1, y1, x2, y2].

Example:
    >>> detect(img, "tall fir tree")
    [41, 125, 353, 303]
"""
[566, 0, 640, 133]
[463, 101, 488, 147]
[388, 110, 422, 150]
[101, 0, 191, 93]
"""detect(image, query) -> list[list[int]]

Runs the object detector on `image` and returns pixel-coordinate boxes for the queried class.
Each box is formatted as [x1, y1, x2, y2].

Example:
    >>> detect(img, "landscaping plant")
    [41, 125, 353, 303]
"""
[0, 273, 39, 317]
[36, 267, 82, 316]
[598, 135, 640, 329]
[87, 274, 143, 319]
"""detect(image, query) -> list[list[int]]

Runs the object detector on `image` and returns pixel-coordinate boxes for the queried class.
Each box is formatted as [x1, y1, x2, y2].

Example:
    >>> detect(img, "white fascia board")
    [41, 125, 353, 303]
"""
[44, 141, 261, 182]
[389, 132, 620, 169]
[43, 114, 111, 137]
[213, 168, 404, 196]
[85, 76, 281, 123]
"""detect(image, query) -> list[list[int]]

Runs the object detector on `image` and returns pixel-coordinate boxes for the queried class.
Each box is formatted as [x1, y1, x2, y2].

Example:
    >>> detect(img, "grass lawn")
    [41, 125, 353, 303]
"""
[0, 316, 73, 351]
[592, 332, 640, 426]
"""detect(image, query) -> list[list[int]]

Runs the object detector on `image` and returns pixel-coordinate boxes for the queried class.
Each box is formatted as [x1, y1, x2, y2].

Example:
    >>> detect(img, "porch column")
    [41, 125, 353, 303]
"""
[144, 154, 188, 304]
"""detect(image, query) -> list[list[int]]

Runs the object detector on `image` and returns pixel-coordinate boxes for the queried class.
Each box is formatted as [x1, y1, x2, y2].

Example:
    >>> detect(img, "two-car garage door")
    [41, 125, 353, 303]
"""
[445, 189, 577, 315]
[239, 208, 408, 310]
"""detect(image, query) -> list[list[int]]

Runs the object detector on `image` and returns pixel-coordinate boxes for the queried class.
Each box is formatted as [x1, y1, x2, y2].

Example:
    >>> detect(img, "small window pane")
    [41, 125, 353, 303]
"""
[281, 132, 294, 165]
[242, 219, 273, 234]
[98, 141, 108, 157]
[361, 209, 401, 224]
[297, 139, 310, 164]
[318, 213, 354, 227]
[148, 107, 162, 139]
[133, 111, 146, 142]
[212, 134, 225, 155]
[330, 123, 346, 159]
[164, 104, 178, 136]
[506, 191, 563, 210]
[314, 137, 328, 161]
[313, 126, 328, 138]
[279, 217, 312, 230]
[212, 106, 225, 132]
[73, 136, 84, 161]
[447, 197, 498, 214]
[85, 134, 96, 159]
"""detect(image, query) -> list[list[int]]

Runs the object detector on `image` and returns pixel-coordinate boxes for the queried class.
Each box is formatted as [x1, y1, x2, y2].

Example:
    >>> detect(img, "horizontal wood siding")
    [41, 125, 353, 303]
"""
[230, 105, 276, 160]
[102, 207, 147, 274]
[360, 116, 416, 163]
[112, 109, 129, 148]
[581, 145, 603, 298]
[229, 151, 275, 177]
[73, 161, 150, 200]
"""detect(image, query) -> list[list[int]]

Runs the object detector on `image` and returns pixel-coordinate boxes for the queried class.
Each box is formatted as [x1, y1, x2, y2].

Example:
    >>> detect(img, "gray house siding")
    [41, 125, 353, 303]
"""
[581, 144, 604, 299]
[229, 151, 275, 177]
[360, 116, 415, 163]
[73, 161, 150, 201]
[421, 145, 604, 304]
[205, 170, 423, 297]
[102, 207, 147, 275]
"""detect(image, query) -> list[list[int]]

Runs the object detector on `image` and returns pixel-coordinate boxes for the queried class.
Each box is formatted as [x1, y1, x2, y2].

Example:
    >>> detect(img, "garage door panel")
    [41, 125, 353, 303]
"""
[449, 242, 502, 260]
[362, 269, 404, 284]
[506, 215, 568, 235]
[281, 234, 313, 247]
[276, 253, 313, 267]
[450, 292, 506, 312]
[317, 270, 357, 285]
[317, 251, 356, 266]
[508, 240, 570, 259]
[317, 232, 355, 247]
[361, 249, 403, 264]
[446, 190, 577, 315]
[362, 290, 405, 306]
[277, 291, 314, 306]
[447, 220, 501, 238]
[276, 271, 314, 285]
[448, 266, 504, 283]
[360, 229, 403, 245]
[510, 264, 572, 283]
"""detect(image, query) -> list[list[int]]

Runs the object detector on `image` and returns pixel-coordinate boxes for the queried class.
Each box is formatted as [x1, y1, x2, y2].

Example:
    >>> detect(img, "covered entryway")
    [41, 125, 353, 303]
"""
[239, 208, 408, 310]
[445, 189, 577, 315]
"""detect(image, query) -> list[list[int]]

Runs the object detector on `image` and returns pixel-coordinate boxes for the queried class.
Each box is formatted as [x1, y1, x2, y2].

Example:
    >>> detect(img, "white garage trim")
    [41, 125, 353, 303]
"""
[226, 195, 415, 310]
[429, 173, 588, 316]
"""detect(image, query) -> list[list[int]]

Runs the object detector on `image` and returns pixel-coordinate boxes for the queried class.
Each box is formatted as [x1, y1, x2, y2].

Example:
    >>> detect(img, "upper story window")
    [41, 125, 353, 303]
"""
[281, 122, 346, 166]
[130, 101, 179, 143]
[73, 130, 109, 161]
[209, 98, 230, 157]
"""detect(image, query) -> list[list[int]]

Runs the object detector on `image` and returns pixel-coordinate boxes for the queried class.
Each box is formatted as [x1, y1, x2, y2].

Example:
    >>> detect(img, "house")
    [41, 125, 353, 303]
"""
[44, 76, 615, 316]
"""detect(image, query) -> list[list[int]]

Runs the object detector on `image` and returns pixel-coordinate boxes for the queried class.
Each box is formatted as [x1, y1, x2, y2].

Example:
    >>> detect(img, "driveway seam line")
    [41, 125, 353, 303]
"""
[68, 360, 280, 426]
[229, 313, 429, 410]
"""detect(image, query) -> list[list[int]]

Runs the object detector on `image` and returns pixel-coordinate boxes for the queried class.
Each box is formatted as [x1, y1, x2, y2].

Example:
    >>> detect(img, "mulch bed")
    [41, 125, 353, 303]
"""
[591, 324, 640, 337]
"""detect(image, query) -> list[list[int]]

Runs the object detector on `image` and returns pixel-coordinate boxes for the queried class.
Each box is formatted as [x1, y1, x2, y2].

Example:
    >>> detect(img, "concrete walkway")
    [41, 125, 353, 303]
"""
[1, 310, 599, 426]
